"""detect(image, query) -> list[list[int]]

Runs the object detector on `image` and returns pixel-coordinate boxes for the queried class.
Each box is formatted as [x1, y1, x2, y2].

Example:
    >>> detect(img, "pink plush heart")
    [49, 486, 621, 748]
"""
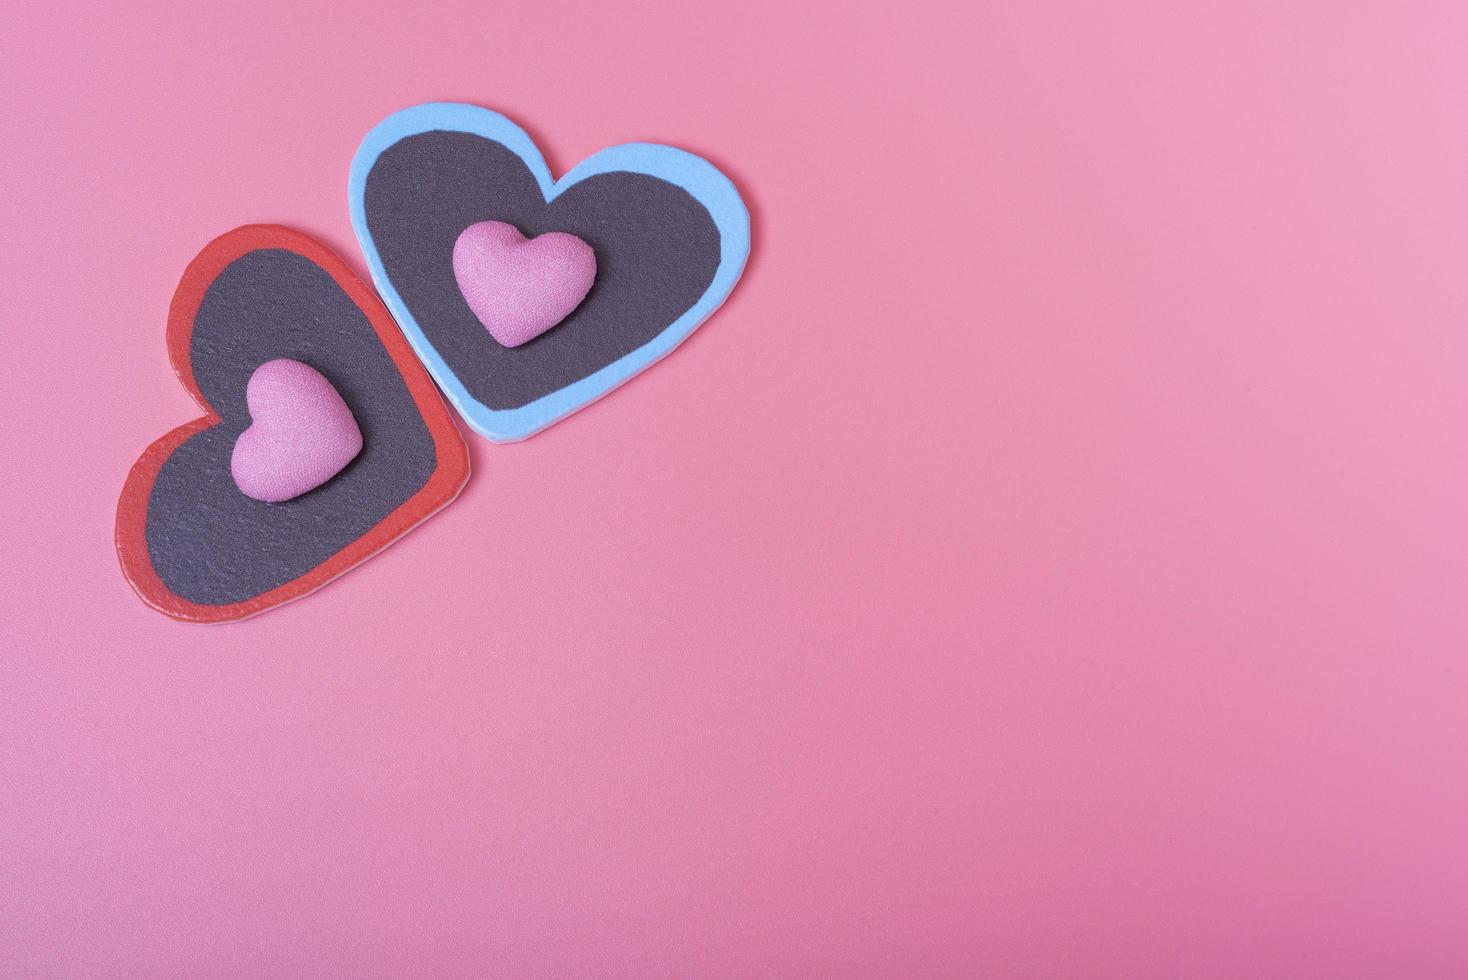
[231, 359, 363, 503]
[452, 220, 597, 347]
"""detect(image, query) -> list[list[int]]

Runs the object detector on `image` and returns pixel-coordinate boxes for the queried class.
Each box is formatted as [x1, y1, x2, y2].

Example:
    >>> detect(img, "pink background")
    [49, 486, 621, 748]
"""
[3, 1, 1468, 976]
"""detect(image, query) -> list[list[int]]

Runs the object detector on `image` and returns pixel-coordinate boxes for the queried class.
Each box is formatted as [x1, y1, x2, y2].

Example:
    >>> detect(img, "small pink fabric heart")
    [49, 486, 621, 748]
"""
[231, 359, 363, 503]
[452, 220, 596, 347]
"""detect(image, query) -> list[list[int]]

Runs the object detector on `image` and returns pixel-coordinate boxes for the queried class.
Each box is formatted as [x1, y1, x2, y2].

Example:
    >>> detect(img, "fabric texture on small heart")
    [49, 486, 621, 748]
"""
[231, 359, 363, 502]
[452, 221, 596, 348]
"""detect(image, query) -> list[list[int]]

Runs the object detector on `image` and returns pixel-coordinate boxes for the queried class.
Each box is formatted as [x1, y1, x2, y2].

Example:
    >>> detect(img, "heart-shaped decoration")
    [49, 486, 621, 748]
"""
[350, 102, 750, 442]
[231, 359, 363, 502]
[116, 225, 469, 623]
[452, 221, 596, 348]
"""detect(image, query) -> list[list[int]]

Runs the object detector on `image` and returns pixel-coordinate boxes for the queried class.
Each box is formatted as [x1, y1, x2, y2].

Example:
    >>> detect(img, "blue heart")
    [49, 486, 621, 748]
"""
[349, 102, 750, 442]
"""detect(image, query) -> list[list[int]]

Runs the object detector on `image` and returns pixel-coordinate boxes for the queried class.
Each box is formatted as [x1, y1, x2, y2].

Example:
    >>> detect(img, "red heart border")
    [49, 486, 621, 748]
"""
[115, 225, 470, 623]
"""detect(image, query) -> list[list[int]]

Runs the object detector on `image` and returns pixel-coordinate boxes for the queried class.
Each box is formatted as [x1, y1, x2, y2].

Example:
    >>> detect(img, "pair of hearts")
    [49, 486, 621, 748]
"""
[117, 103, 750, 621]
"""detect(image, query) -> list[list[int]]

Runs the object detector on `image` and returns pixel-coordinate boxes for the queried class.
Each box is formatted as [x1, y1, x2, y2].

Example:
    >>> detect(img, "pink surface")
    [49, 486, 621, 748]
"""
[232, 359, 363, 502]
[3, 1, 1468, 976]
[453, 221, 598, 347]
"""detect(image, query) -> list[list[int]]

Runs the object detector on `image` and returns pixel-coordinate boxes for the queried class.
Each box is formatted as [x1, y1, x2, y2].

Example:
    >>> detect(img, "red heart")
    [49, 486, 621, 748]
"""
[116, 226, 469, 623]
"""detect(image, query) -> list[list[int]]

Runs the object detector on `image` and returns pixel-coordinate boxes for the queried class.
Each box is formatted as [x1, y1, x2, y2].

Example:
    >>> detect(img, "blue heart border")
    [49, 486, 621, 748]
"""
[348, 102, 750, 442]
